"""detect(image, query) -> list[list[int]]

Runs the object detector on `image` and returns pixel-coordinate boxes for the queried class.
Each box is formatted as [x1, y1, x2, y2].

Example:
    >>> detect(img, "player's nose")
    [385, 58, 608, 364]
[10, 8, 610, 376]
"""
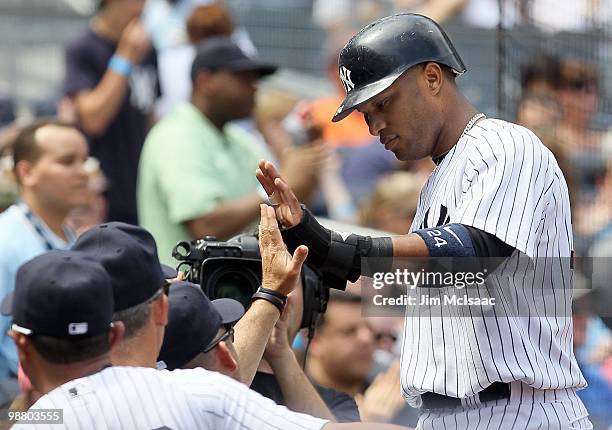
[367, 115, 386, 136]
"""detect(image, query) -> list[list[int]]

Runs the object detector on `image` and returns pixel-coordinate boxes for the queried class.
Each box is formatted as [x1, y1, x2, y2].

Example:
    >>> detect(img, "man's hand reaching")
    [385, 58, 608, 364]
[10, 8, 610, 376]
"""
[258, 203, 308, 296]
[256, 160, 304, 229]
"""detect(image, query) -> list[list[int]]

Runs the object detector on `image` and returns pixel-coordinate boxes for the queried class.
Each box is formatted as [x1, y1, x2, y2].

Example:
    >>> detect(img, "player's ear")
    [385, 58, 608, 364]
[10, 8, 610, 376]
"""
[423, 63, 443, 95]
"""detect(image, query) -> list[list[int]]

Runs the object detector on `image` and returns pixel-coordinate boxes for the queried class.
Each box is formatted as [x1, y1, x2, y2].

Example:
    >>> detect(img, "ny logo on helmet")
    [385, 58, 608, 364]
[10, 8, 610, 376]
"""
[339, 66, 355, 93]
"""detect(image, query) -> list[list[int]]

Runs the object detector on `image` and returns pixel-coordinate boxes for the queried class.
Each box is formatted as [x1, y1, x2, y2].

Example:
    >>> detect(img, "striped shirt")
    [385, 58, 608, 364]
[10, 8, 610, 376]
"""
[399, 119, 586, 407]
[14, 366, 329, 430]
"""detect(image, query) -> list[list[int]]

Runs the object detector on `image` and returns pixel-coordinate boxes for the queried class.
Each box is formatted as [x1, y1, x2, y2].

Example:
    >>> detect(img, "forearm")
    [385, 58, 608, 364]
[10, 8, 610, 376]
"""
[233, 300, 279, 386]
[75, 69, 130, 136]
[268, 350, 335, 420]
[185, 193, 262, 240]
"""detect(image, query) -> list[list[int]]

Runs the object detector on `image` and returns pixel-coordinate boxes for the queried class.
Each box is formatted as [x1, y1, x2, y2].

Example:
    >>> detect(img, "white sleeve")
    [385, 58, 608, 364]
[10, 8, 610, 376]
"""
[452, 126, 555, 258]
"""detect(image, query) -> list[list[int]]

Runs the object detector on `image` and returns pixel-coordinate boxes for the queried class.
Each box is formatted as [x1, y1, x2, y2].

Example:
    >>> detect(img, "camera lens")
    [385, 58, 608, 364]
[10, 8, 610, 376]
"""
[204, 266, 259, 309]
[214, 272, 254, 308]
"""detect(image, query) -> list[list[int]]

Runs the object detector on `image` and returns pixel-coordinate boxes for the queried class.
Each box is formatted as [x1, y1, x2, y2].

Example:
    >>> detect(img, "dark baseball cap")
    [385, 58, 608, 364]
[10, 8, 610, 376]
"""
[0, 250, 114, 338]
[157, 281, 244, 370]
[72, 222, 166, 311]
[190, 36, 277, 81]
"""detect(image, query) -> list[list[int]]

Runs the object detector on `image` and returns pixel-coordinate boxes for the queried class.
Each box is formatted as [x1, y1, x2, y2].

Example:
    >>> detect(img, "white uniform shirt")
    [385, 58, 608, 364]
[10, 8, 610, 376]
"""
[14, 366, 329, 430]
[399, 119, 586, 407]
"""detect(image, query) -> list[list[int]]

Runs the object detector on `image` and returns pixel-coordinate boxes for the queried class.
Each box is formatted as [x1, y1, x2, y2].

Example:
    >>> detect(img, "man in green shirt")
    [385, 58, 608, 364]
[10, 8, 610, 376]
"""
[138, 37, 277, 264]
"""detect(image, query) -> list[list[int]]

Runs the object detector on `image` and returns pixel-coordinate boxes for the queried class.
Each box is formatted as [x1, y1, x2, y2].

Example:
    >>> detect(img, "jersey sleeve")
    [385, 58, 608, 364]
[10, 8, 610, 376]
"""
[452, 125, 555, 258]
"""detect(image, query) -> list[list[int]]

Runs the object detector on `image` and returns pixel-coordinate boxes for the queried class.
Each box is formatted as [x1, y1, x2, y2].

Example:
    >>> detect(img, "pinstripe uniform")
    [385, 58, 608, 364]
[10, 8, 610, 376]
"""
[399, 119, 591, 429]
[13, 366, 329, 430]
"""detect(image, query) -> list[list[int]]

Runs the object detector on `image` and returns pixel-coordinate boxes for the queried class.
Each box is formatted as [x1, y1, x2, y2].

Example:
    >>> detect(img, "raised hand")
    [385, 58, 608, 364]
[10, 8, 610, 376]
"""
[256, 160, 304, 228]
[258, 204, 308, 296]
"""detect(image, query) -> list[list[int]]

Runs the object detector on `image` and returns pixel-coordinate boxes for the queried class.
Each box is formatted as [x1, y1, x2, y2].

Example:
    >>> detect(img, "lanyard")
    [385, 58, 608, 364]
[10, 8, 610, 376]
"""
[17, 203, 75, 251]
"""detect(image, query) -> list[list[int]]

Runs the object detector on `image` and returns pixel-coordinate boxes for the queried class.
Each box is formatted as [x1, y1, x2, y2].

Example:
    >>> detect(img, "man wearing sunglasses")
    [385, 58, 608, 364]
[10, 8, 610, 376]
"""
[157, 281, 244, 380]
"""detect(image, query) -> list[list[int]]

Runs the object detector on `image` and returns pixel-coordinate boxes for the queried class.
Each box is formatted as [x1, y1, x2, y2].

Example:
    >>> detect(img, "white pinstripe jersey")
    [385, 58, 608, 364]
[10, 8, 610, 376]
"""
[14, 366, 329, 430]
[399, 119, 587, 407]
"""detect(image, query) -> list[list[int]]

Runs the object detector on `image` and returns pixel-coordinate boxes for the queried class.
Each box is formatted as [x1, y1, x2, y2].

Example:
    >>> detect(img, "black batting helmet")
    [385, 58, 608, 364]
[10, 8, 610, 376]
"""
[332, 13, 466, 123]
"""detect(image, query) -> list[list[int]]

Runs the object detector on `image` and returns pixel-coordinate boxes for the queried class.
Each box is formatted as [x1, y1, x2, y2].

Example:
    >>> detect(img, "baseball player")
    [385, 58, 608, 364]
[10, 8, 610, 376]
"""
[256, 13, 591, 429]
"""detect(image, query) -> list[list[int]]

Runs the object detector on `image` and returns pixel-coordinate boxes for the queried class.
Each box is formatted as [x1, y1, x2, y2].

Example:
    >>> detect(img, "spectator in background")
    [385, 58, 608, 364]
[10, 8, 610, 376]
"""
[572, 293, 612, 429]
[143, 0, 256, 55]
[308, 292, 375, 398]
[556, 59, 605, 154]
[156, 2, 237, 116]
[306, 291, 406, 423]
[520, 54, 562, 97]
[138, 37, 321, 265]
[359, 171, 425, 234]
[313, 0, 467, 36]
[65, 157, 109, 235]
[309, 36, 397, 205]
[0, 120, 89, 406]
[64, 0, 160, 225]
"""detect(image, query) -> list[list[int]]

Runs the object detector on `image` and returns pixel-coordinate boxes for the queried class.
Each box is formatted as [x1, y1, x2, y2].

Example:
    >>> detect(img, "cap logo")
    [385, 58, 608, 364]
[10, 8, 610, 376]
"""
[339, 66, 355, 93]
[68, 322, 88, 335]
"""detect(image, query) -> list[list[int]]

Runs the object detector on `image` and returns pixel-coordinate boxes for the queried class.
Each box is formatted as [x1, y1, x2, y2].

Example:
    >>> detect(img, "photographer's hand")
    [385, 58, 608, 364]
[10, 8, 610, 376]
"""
[256, 160, 304, 229]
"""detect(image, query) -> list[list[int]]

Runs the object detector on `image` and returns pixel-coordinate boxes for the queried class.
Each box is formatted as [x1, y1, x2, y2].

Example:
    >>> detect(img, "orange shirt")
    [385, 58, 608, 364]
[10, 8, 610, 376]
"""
[310, 96, 373, 148]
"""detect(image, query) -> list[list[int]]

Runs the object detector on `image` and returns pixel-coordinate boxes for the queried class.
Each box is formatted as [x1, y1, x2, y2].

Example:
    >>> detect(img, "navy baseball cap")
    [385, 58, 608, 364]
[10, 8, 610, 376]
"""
[158, 282, 244, 370]
[191, 36, 277, 81]
[72, 222, 166, 311]
[0, 250, 114, 337]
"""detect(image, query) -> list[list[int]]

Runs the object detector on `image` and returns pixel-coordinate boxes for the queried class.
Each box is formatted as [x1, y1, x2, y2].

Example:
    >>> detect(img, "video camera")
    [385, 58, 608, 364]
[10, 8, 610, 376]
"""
[172, 234, 329, 333]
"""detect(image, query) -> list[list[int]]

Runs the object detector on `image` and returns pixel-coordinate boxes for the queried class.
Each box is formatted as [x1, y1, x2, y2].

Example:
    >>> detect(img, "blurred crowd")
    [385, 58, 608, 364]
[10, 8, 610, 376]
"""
[0, 0, 611, 428]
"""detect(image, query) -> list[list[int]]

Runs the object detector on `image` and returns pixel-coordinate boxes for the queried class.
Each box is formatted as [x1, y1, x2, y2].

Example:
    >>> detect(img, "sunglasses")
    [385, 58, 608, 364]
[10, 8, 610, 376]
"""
[203, 325, 235, 353]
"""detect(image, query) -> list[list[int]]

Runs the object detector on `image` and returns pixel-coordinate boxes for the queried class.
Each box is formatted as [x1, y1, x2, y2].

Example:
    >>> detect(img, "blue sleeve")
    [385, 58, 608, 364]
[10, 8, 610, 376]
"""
[0, 256, 18, 377]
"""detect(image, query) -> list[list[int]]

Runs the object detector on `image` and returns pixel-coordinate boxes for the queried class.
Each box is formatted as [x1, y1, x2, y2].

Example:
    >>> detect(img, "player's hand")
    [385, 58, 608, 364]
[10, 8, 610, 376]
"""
[256, 160, 304, 228]
[263, 293, 294, 364]
[259, 204, 308, 296]
[355, 360, 405, 422]
[116, 19, 152, 65]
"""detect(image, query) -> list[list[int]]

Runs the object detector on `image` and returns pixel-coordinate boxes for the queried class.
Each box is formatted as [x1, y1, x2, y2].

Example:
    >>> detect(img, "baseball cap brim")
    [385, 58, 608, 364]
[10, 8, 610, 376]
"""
[161, 264, 178, 279]
[212, 298, 245, 325]
[331, 70, 404, 123]
[224, 58, 277, 78]
[0, 292, 13, 316]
